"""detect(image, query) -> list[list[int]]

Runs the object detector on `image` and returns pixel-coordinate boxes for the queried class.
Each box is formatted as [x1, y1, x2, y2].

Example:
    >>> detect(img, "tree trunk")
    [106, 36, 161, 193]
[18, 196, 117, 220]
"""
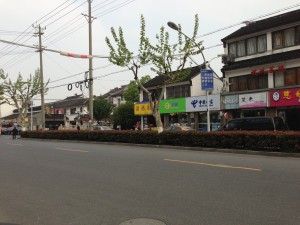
[153, 108, 163, 133]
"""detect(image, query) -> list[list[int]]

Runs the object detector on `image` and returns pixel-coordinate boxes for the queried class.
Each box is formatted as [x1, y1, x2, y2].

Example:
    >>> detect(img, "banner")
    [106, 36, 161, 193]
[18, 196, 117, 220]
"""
[239, 92, 267, 108]
[270, 88, 300, 107]
[159, 98, 186, 114]
[134, 102, 152, 115]
[186, 94, 220, 112]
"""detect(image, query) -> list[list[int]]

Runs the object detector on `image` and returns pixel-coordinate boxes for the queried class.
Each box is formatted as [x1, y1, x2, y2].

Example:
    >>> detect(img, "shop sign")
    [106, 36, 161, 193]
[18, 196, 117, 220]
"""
[159, 98, 186, 114]
[239, 92, 267, 108]
[222, 95, 239, 109]
[270, 88, 300, 107]
[134, 102, 152, 115]
[201, 69, 214, 90]
[186, 94, 220, 112]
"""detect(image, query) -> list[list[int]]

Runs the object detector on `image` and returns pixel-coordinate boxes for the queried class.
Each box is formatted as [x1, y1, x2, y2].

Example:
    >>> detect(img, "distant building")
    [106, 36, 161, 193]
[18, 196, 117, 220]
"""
[102, 85, 128, 106]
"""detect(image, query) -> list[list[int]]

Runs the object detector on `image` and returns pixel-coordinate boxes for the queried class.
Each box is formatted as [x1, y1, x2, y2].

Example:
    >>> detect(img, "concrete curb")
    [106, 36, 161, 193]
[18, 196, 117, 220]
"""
[21, 137, 300, 158]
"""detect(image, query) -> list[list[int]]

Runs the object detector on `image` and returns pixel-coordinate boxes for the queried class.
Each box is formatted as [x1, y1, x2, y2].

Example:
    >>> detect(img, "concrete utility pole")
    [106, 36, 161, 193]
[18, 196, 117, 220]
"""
[83, 0, 94, 130]
[35, 25, 46, 130]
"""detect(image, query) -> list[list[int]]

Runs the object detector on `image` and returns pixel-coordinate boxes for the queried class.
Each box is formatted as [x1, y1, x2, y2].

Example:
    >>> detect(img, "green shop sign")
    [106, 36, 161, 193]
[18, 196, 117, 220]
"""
[159, 98, 186, 114]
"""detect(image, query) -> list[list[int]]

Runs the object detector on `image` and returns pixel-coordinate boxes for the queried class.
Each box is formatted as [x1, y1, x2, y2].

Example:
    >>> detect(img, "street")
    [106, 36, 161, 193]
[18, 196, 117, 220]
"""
[0, 135, 300, 225]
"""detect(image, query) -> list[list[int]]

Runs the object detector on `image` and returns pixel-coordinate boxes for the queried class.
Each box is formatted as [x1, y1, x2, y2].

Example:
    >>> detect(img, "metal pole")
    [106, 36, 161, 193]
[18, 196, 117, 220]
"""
[167, 21, 211, 132]
[88, 0, 94, 130]
[206, 90, 211, 132]
[31, 100, 33, 131]
[38, 25, 45, 130]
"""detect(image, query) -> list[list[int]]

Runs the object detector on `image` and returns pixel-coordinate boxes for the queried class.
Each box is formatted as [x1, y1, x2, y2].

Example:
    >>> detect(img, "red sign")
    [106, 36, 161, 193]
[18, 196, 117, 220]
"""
[270, 88, 300, 107]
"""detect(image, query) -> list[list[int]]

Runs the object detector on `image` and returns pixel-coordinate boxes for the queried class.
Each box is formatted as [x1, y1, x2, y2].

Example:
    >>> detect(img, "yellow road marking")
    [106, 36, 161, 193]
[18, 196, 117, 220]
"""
[6, 143, 23, 146]
[55, 148, 89, 153]
[164, 159, 262, 171]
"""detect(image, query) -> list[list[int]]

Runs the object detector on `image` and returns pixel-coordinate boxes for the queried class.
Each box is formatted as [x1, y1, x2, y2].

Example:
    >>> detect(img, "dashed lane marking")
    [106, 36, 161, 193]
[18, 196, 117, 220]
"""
[55, 148, 89, 153]
[164, 158, 262, 171]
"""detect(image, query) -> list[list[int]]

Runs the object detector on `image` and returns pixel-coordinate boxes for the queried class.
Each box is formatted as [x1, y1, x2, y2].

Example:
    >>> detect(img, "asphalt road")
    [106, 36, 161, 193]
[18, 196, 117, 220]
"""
[0, 135, 300, 225]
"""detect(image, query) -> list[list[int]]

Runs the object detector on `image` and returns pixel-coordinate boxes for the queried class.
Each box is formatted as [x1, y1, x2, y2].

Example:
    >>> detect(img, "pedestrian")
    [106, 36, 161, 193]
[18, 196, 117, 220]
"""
[12, 126, 18, 139]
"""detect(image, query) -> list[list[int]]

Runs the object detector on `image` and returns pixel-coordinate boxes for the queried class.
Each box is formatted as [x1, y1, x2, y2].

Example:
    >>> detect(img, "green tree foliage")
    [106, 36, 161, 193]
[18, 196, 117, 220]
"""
[93, 96, 114, 123]
[124, 75, 152, 103]
[140, 75, 151, 85]
[105, 15, 201, 132]
[0, 68, 48, 127]
[111, 102, 139, 130]
[123, 81, 139, 103]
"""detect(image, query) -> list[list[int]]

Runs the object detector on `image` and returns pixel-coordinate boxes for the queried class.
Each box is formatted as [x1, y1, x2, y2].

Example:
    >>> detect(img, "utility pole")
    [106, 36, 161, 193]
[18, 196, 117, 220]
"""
[35, 25, 46, 130]
[83, 0, 95, 130]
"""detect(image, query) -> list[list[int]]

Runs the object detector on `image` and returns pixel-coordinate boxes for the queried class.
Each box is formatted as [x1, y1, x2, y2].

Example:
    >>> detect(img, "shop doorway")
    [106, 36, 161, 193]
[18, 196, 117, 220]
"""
[285, 108, 300, 131]
[242, 109, 266, 117]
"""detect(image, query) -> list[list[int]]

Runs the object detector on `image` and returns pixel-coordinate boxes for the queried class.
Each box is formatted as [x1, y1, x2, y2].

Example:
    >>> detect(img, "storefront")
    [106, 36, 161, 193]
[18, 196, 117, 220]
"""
[239, 92, 268, 117]
[186, 94, 221, 130]
[270, 88, 300, 130]
[134, 94, 222, 130]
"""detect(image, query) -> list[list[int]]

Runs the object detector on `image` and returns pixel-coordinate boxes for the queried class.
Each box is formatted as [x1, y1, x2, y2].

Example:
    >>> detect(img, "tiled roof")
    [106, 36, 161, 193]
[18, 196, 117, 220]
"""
[102, 85, 128, 97]
[143, 66, 203, 88]
[222, 9, 300, 42]
[46, 95, 88, 108]
[221, 49, 300, 72]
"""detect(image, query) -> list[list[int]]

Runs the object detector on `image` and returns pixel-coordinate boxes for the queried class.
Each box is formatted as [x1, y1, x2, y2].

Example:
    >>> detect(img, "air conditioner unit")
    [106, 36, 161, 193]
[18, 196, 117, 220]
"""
[222, 54, 235, 64]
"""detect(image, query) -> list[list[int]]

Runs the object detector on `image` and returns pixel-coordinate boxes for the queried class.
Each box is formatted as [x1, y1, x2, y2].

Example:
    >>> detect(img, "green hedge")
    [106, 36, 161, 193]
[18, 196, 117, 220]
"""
[21, 130, 300, 153]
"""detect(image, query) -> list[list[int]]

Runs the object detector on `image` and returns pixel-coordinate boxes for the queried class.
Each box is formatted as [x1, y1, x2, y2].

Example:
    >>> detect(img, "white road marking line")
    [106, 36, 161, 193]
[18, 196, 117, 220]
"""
[55, 148, 89, 153]
[164, 159, 262, 171]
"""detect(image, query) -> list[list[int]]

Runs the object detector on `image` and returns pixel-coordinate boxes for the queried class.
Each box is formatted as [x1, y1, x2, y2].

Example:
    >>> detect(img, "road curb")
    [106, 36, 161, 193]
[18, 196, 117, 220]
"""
[20, 137, 300, 158]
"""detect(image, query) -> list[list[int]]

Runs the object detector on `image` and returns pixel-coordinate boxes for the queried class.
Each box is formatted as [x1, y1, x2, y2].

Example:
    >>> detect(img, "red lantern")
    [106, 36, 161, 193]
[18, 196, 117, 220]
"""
[251, 70, 257, 75]
[259, 68, 266, 74]
[269, 66, 274, 73]
[278, 65, 285, 72]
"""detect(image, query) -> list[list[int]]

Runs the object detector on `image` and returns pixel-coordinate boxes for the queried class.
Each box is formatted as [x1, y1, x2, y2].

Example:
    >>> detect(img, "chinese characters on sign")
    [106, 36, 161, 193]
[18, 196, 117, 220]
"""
[134, 102, 152, 115]
[270, 88, 300, 107]
[239, 92, 267, 108]
[201, 70, 214, 90]
[186, 94, 220, 112]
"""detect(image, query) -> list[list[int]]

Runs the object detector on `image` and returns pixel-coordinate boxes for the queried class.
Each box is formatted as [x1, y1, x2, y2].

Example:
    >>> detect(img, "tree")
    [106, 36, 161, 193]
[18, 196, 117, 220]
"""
[93, 96, 114, 124]
[0, 68, 48, 127]
[105, 15, 202, 133]
[111, 102, 139, 130]
[123, 80, 139, 103]
[124, 75, 152, 103]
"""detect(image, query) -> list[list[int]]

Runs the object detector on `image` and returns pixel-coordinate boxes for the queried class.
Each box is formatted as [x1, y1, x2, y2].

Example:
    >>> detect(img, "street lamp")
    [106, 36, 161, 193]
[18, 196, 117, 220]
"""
[167, 21, 211, 131]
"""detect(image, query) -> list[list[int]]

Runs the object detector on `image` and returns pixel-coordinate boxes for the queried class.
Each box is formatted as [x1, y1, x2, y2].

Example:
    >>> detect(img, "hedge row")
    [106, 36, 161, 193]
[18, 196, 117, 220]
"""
[21, 130, 300, 153]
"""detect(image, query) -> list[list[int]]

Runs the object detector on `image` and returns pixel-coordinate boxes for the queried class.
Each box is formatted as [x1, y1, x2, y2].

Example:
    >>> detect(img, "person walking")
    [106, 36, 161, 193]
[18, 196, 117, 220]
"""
[12, 126, 18, 139]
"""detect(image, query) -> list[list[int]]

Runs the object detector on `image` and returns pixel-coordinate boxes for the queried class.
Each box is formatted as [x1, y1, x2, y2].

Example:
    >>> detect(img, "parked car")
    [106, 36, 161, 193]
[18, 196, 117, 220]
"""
[93, 125, 114, 131]
[219, 116, 287, 131]
[164, 125, 195, 131]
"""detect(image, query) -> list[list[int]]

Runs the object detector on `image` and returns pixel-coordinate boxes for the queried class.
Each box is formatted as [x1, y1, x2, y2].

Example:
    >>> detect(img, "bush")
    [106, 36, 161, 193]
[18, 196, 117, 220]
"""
[21, 130, 300, 153]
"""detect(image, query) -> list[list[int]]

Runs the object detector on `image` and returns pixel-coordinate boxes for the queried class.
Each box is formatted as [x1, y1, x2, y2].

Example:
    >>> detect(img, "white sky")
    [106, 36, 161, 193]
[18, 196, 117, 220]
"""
[1, 0, 300, 116]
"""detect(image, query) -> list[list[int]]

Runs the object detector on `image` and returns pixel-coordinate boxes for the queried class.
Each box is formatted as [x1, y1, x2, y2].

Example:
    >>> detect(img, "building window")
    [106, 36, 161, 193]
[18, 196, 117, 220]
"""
[295, 26, 300, 45]
[228, 34, 267, 58]
[272, 26, 300, 49]
[284, 28, 295, 47]
[228, 43, 237, 57]
[70, 108, 76, 114]
[274, 68, 300, 87]
[247, 37, 257, 55]
[237, 40, 246, 57]
[166, 85, 190, 99]
[274, 71, 285, 87]
[257, 35, 267, 53]
[229, 74, 268, 92]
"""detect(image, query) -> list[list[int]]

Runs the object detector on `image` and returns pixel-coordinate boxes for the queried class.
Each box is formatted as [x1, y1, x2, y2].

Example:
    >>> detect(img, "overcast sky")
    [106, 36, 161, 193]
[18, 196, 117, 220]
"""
[1, 0, 300, 116]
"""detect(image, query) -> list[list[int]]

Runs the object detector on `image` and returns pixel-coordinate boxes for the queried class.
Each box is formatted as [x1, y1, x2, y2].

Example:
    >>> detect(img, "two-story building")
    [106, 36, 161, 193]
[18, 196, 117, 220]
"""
[135, 66, 224, 130]
[221, 9, 300, 130]
[102, 85, 128, 107]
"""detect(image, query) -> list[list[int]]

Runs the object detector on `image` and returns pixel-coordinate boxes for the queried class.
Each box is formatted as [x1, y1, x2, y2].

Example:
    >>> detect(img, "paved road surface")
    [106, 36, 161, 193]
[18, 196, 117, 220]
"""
[0, 135, 300, 225]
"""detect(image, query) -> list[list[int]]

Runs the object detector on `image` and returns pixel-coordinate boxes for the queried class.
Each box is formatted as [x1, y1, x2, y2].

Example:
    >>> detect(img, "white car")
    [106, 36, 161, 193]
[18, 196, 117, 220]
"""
[93, 125, 114, 131]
